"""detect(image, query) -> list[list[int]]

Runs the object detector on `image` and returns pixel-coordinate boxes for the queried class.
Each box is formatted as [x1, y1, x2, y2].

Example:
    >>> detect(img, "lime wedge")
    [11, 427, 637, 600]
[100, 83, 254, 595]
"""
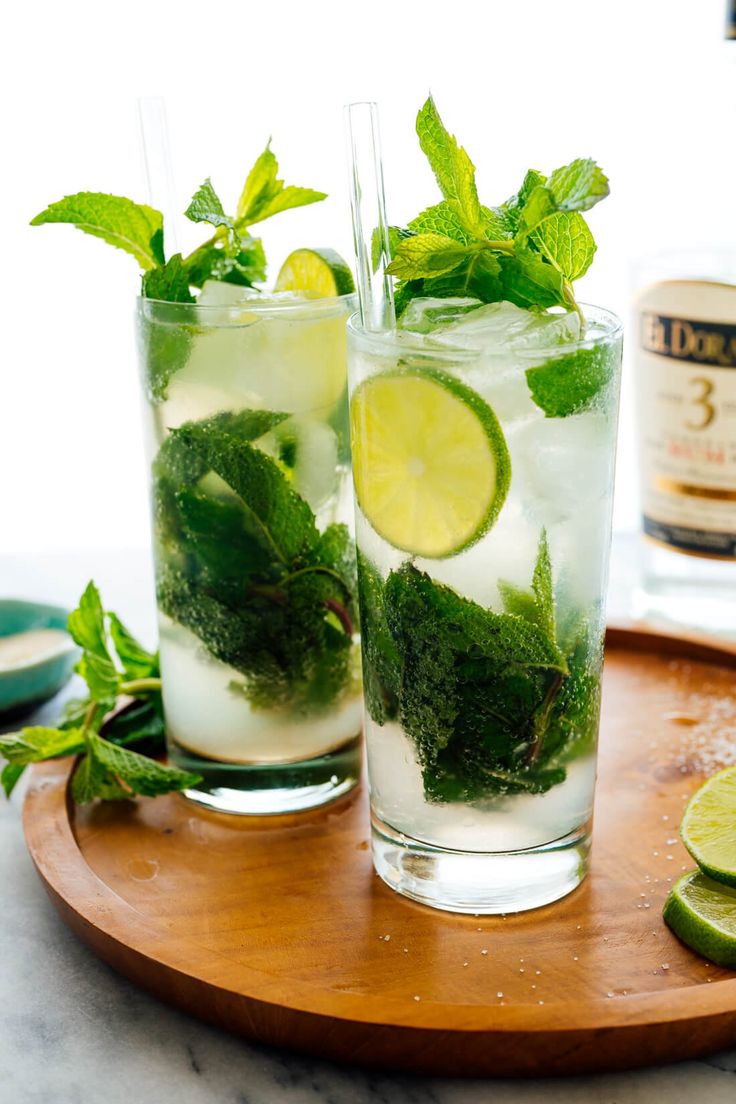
[275, 248, 355, 298]
[663, 870, 736, 967]
[350, 369, 510, 559]
[681, 766, 736, 886]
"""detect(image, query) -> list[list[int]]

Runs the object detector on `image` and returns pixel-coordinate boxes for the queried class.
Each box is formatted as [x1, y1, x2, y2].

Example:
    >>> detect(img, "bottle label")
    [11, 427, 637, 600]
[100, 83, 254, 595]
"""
[636, 280, 736, 560]
[728, 0, 736, 39]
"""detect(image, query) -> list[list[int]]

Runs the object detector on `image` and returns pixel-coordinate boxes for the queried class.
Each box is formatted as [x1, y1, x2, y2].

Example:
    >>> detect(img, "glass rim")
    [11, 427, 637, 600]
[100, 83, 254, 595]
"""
[347, 302, 623, 361]
[138, 289, 357, 326]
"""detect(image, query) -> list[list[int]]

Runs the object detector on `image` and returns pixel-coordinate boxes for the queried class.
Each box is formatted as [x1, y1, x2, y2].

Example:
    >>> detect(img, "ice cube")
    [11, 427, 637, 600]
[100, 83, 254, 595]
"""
[398, 297, 483, 334]
[431, 301, 581, 352]
[509, 409, 615, 526]
[258, 416, 339, 512]
[160, 301, 348, 428]
[197, 280, 263, 306]
[415, 495, 541, 611]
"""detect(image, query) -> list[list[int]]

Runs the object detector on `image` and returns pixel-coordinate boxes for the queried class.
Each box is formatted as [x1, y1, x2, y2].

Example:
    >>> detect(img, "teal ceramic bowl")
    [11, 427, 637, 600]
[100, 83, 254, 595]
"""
[0, 600, 78, 720]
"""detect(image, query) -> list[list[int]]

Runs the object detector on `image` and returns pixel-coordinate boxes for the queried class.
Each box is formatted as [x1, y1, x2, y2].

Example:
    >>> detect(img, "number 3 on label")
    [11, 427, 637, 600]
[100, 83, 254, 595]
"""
[685, 376, 716, 430]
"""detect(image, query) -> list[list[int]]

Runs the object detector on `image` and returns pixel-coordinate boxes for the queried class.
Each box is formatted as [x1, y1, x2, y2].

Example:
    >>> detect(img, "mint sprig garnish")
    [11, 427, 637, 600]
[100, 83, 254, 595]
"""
[0, 582, 200, 802]
[386, 96, 609, 318]
[153, 410, 359, 714]
[31, 140, 327, 302]
[358, 533, 602, 802]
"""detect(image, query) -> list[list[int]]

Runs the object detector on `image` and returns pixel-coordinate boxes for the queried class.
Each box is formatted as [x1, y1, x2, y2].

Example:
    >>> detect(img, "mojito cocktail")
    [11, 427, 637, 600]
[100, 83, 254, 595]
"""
[140, 284, 362, 813]
[33, 140, 362, 814]
[347, 98, 623, 912]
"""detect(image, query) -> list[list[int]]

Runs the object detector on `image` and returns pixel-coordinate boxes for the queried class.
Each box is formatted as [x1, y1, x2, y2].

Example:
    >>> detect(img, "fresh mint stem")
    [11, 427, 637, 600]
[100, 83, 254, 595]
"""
[119, 677, 162, 696]
[324, 598, 354, 637]
[528, 671, 565, 765]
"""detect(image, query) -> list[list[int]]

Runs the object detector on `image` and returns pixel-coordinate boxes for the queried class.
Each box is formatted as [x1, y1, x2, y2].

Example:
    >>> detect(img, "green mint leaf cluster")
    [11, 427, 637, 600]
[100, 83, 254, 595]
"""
[153, 410, 359, 714]
[0, 583, 199, 802]
[386, 96, 609, 316]
[358, 534, 601, 802]
[31, 141, 326, 302]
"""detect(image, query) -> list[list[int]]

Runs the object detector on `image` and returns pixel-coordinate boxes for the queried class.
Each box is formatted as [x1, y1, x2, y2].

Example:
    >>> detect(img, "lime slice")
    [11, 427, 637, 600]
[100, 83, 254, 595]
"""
[275, 248, 355, 298]
[663, 870, 736, 967]
[350, 369, 510, 558]
[681, 766, 736, 886]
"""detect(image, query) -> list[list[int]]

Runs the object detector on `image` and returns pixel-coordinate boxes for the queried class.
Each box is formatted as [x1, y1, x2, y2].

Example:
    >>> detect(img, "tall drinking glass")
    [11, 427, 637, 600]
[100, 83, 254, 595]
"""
[347, 302, 623, 912]
[137, 290, 362, 814]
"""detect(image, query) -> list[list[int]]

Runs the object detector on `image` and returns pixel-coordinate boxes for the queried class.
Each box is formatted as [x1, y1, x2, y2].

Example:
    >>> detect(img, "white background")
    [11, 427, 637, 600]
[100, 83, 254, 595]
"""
[2, 0, 735, 556]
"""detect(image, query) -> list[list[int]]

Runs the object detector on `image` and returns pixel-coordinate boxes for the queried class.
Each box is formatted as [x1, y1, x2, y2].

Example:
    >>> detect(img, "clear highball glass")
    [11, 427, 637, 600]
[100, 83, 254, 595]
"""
[347, 304, 623, 913]
[136, 292, 362, 814]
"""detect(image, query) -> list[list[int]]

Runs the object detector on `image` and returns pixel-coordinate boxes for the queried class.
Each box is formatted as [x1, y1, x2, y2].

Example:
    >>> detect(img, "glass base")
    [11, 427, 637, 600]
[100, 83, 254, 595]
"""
[170, 737, 361, 815]
[371, 814, 590, 914]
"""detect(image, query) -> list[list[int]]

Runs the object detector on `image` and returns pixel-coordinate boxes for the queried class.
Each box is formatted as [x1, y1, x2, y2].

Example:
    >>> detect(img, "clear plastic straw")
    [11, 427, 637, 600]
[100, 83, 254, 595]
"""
[345, 102, 395, 331]
[137, 97, 179, 256]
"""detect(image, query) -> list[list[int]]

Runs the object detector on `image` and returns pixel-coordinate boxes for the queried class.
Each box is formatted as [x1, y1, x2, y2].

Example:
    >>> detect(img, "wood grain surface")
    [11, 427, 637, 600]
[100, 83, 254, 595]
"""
[22, 626, 736, 1077]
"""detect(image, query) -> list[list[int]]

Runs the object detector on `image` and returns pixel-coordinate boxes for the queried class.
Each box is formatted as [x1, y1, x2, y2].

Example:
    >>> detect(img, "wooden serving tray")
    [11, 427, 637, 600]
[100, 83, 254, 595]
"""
[22, 626, 736, 1077]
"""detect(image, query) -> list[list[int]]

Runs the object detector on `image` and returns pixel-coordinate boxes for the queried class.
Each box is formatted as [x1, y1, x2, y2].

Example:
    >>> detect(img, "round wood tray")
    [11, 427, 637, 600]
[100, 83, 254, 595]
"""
[22, 626, 736, 1077]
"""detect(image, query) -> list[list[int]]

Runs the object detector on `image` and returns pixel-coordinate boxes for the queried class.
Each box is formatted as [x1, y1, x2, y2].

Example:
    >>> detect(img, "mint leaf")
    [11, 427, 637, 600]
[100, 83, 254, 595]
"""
[424, 250, 503, 302]
[497, 170, 547, 234]
[1, 763, 24, 797]
[525, 342, 617, 417]
[236, 141, 326, 227]
[67, 581, 109, 656]
[85, 732, 200, 798]
[100, 698, 164, 750]
[68, 582, 120, 701]
[357, 553, 400, 725]
[498, 250, 568, 310]
[71, 744, 112, 803]
[409, 201, 477, 245]
[480, 205, 514, 240]
[376, 562, 569, 800]
[394, 251, 503, 313]
[499, 531, 565, 668]
[531, 212, 596, 282]
[416, 96, 482, 234]
[174, 488, 276, 584]
[30, 192, 164, 270]
[0, 726, 84, 765]
[172, 422, 319, 564]
[386, 233, 475, 280]
[142, 254, 195, 303]
[531, 529, 558, 645]
[139, 308, 196, 403]
[185, 236, 266, 289]
[515, 185, 557, 240]
[108, 614, 158, 681]
[548, 158, 609, 212]
[185, 178, 232, 232]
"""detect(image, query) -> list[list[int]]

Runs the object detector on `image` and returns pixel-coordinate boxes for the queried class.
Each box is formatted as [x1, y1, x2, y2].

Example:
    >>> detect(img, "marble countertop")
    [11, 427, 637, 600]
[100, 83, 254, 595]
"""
[2, 546, 736, 1103]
